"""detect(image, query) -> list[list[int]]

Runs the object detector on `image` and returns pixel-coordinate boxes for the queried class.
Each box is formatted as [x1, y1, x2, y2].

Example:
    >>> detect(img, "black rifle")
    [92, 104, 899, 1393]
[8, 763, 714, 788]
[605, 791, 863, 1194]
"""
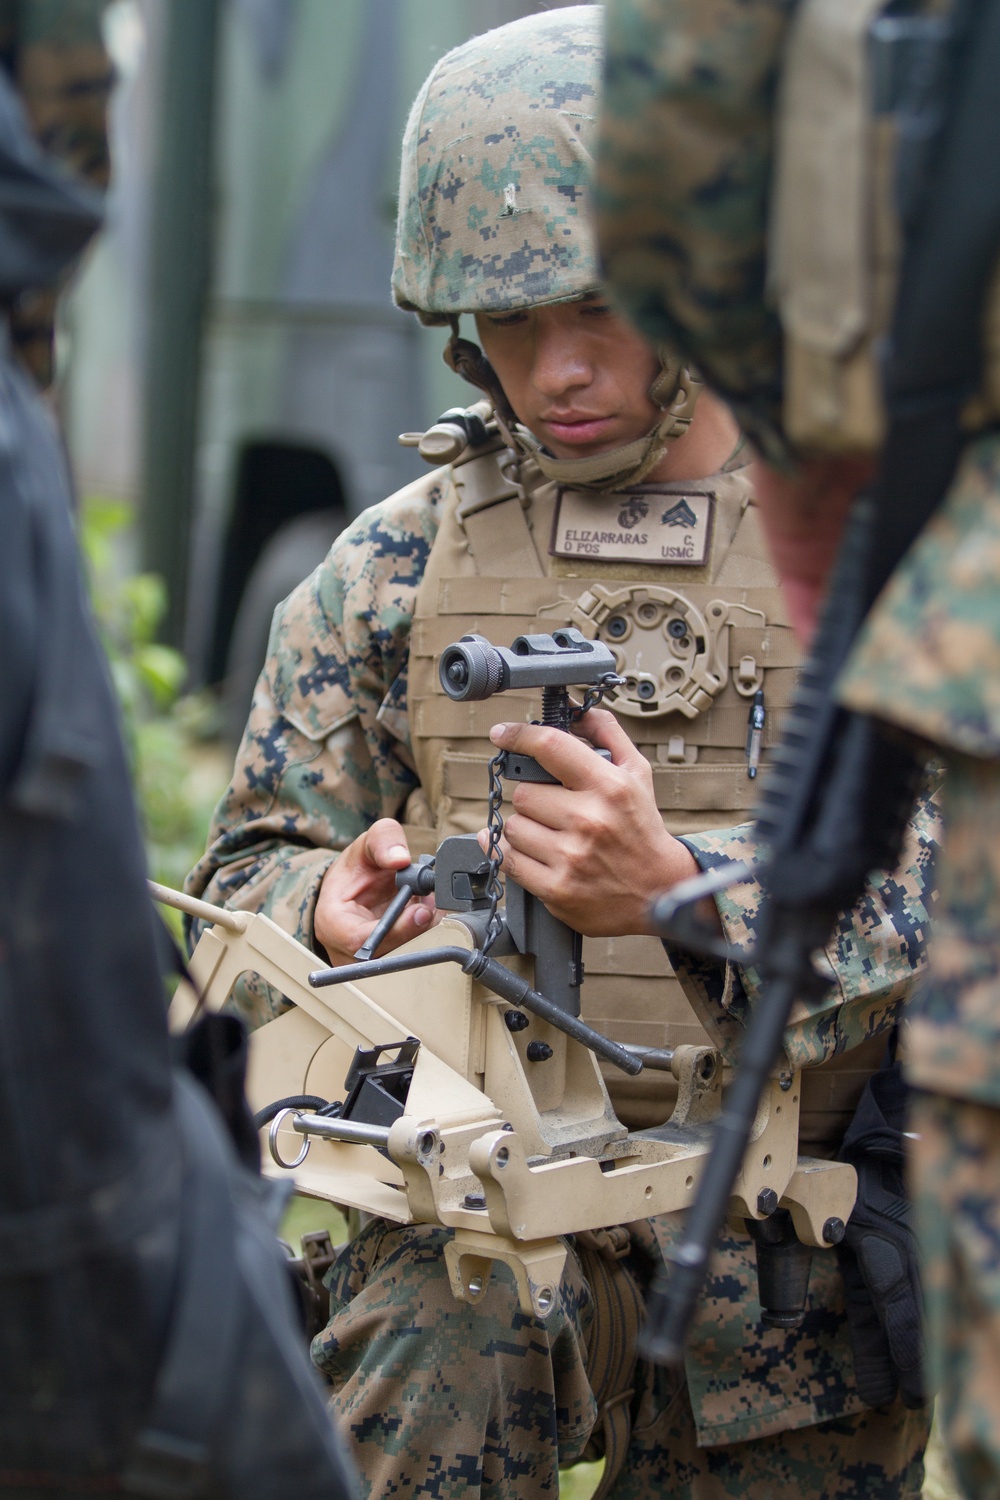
[641, 0, 1000, 1364]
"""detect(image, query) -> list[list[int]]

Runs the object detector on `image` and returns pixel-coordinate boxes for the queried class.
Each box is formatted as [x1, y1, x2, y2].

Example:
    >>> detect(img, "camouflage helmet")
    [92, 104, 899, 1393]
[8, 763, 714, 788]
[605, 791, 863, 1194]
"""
[393, 4, 702, 490]
[392, 6, 602, 323]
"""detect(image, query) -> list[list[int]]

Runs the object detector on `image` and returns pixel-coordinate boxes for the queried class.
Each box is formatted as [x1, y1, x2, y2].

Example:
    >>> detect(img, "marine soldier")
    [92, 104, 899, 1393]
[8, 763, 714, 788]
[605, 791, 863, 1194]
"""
[0, 0, 114, 387]
[595, 1, 1000, 1494]
[188, 9, 935, 1497]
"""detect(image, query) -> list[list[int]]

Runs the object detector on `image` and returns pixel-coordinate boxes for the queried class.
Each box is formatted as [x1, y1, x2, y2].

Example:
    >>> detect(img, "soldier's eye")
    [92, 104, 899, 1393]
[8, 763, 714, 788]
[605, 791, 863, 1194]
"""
[580, 302, 612, 319]
[485, 311, 528, 328]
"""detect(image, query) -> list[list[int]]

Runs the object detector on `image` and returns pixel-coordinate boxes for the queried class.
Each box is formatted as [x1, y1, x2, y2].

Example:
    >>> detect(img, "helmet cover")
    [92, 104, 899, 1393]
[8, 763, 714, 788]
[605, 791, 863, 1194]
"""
[393, 6, 603, 323]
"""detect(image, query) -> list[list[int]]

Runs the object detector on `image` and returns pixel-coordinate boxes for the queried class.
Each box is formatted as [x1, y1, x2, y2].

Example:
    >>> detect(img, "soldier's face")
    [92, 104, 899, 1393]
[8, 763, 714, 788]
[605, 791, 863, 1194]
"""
[475, 295, 662, 460]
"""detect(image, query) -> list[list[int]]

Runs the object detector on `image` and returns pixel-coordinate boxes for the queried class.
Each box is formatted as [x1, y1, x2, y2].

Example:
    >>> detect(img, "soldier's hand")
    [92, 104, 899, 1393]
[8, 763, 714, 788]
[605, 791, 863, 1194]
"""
[836, 1058, 927, 1410]
[479, 709, 700, 937]
[314, 819, 437, 965]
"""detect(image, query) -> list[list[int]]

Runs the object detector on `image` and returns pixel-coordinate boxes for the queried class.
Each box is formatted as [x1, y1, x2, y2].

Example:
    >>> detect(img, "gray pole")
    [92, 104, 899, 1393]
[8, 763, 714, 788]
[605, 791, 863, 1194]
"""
[139, 0, 219, 648]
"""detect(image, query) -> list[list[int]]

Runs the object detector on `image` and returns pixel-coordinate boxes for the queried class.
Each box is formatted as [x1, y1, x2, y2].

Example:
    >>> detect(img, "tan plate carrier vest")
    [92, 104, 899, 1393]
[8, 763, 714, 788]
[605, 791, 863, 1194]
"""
[405, 439, 885, 1140]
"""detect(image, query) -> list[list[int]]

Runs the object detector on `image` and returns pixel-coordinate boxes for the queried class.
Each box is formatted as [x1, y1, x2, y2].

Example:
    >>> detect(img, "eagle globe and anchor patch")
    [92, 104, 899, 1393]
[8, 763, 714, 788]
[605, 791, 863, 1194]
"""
[550, 486, 715, 566]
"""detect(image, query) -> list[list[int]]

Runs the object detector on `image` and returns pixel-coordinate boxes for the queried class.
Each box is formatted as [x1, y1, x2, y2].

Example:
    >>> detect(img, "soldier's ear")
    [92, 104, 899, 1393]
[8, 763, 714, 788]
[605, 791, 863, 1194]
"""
[444, 320, 519, 446]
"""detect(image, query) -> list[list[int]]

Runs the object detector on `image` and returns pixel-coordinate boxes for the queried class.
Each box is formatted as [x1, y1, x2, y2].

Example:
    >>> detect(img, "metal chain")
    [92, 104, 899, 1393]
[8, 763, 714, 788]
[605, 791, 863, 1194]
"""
[480, 673, 622, 953]
[570, 671, 624, 723]
[480, 747, 507, 953]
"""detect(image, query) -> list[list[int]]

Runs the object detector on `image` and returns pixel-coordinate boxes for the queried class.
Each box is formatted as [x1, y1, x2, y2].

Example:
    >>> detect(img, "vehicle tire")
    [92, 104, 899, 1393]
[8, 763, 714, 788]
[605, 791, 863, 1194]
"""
[221, 509, 345, 746]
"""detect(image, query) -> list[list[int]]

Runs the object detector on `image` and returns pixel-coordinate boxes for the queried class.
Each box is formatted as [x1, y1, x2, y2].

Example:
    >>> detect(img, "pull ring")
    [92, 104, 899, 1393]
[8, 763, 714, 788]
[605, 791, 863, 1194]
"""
[268, 1108, 310, 1169]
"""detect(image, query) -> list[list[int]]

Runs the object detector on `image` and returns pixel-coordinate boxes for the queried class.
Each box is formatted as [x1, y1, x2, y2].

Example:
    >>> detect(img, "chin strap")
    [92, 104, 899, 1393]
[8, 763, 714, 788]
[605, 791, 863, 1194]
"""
[445, 325, 703, 491]
[445, 323, 521, 448]
[515, 426, 667, 489]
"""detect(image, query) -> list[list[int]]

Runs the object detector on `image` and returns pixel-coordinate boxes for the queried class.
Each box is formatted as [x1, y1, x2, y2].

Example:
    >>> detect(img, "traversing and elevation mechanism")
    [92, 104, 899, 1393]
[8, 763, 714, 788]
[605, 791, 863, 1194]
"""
[157, 629, 855, 1327]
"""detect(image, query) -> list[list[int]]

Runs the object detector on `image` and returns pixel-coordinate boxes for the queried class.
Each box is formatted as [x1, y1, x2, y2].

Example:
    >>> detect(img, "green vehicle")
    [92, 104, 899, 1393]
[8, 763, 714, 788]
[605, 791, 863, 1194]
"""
[64, 0, 578, 736]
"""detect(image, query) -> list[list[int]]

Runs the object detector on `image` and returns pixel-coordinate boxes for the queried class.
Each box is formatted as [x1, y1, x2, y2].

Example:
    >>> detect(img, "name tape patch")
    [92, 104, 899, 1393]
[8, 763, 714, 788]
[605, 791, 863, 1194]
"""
[551, 488, 714, 566]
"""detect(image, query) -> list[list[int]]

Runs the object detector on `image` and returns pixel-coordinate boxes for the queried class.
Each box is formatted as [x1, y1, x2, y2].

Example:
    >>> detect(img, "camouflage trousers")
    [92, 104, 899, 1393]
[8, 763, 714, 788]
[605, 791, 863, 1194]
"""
[900, 751, 1000, 1498]
[311, 1219, 928, 1500]
[910, 1092, 1000, 1499]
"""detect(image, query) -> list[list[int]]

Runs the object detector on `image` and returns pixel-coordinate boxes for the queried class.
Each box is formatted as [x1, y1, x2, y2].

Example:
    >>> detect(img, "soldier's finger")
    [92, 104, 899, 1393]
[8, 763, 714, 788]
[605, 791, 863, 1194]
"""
[488, 720, 614, 792]
[506, 781, 580, 832]
[492, 835, 553, 900]
[316, 902, 382, 961]
[571, 707, 645, 768]
[318, 846, 397, 910]
[501, 809, 570, 866]
[362, 818, 412, 869]
[389, 901, 437, 942]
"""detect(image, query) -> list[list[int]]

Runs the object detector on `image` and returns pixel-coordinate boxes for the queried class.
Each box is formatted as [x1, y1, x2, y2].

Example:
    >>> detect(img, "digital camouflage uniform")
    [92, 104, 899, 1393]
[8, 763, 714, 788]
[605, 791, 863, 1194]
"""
[189, 9, 934, 1497]
[596, 0, 793, 465]
[189, 455, 937, 1499]
[597, 2, 1000, 1495]
[839, 438, 1000, 1497]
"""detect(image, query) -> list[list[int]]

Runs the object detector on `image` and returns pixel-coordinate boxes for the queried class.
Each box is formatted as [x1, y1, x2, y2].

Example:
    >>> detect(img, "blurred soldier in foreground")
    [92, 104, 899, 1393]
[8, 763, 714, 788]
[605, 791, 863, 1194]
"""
[0, 0, 113, 386]
[0, 21, 354, 1500]
[190, 9, 936, 1496]
[597, 0, 1000, 1493]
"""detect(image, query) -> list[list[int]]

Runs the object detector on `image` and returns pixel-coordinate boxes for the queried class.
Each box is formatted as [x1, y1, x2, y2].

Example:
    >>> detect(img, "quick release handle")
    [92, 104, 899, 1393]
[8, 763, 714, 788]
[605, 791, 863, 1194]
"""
[439, 637, 505, 701]
[353, 856, 436, 962]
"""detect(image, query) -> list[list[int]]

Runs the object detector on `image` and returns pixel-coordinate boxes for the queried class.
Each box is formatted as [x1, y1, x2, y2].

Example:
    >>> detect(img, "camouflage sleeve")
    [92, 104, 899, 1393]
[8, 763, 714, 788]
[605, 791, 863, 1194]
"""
[839, 432, 1000, 756]
[595, 0, 795, 464]
[184, 478, 445, 1008]
[669, 777, 940, 1068]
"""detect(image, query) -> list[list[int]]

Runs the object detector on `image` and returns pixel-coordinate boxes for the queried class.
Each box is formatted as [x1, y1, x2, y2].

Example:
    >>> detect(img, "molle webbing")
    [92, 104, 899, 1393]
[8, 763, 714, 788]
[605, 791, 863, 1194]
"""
[452, 441, 544, 578]
[435, 751, 765, 816]
[406, 447, 795, 1128]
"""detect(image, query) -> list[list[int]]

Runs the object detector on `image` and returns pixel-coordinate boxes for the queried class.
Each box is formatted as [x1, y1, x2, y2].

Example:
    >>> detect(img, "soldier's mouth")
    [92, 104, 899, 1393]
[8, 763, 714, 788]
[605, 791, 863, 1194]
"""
[542, 414, 617, 448]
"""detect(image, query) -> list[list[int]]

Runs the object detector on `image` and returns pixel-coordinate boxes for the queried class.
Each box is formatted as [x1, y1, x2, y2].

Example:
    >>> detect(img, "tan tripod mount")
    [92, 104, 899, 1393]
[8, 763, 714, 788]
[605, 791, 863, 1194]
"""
[154, 882, 856, 1319]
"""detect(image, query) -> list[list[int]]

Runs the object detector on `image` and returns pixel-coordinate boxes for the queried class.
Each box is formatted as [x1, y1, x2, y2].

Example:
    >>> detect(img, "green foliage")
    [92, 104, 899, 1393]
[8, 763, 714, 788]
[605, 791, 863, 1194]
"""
[924, 1416, 961, 1500]
[558, 1461, 603, 1498]
[79, 496, 226, 904]
[280, 1195, 349, 1255]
